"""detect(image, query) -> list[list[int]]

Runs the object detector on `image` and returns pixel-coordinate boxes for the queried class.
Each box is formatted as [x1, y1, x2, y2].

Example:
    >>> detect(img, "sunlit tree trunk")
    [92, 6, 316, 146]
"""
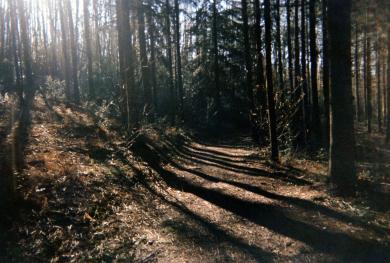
[309, 0, 321, 146]
[322, 0, 330, 148]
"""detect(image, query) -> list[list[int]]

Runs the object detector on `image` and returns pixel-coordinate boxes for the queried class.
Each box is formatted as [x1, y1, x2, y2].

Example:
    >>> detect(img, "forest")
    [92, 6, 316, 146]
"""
[0, 0, 389, 262]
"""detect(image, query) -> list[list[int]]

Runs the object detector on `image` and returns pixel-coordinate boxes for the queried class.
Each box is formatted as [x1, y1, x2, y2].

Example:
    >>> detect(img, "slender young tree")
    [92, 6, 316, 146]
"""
[116, 0, 136, 129]
[366, 33, 372, 133]
[328, 0, 356, 195]
[309, 0, 321, 145]
[264, 0, 279, 161]
[286, 0, 294, 92]
[165, 0, 175, 125]
[59, 0, 72, 100]
[301, 0, 308, 136]
[137, 0, 152, 112]
[212, 0, 221, 112]
[241, 0, 254, 109]
[66, 0, 80, 103]
[254, 0, 266, 142]
[275, 0, 284, 90]
[355, 23, 362, 121]
[376, 33, 382, 131]
[174, 0, 183, 115]
[322, 0, 330, 148]
[386, 23, 390, 143]
[146, 1, 158, 112]
[84, 0, 94, 98]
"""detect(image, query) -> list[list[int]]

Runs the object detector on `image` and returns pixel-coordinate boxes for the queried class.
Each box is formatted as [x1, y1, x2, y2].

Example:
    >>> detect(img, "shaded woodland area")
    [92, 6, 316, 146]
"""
[0, 0, 389, 262]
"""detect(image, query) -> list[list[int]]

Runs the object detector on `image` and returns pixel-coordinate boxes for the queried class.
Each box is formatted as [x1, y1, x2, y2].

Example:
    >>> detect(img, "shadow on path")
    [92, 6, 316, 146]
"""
[130, 138, 390, 263]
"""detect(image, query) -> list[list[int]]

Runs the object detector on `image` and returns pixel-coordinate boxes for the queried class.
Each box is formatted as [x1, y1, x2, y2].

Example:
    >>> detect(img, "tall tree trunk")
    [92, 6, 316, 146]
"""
[66, 0, 80, 103]
[322, 0, 330, 148]
[254, 0, 267, 143]
[84, 0, 94, 98]
[328, 0, 356, 195]
[264, 0, 279, 161]
[309, 0, 321, 145]
[300, 0, 308, 142]
[286, 0, 294, 92]
[93, 0, 101, 75]
[116, 0, 136, 129]
[275, 0, 284, 91]
[366, 34, 372, 133]
[48, 1, 58, 77]
[59, 0, 72, 100]
[174, 0, 183, 116]
[9, 0, 21, 99]
[386, 25, 390, 143]
[165, 0, 175, 125]
[212, 0, 221, 112]
[137, 0, 152, 114]
[355, 24, 362, 121]
[376, 35, 382, 132]
[146, 1, 157, 113]
[241, 0, 254, 109]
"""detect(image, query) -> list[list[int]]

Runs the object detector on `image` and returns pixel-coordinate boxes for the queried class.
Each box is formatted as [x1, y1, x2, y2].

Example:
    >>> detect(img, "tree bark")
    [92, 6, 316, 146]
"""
[165, 0, 175, 125]
[66, 0, 80, 103]
[328, 0, 356, 195]
[84, 0, 94, 98]
[276, 0, 284, 91]
[309, 0, 321, 145]
[241, 0, 254, 109]
[355, 24, 362, 121]
[137, 0, 152, 113]
[264, 0, 279, 161]
[174, 0, 183, 116]
[366, 34, 372, 133]
[116, 0, 136, 129]
[322, 0, 330, 148]
[59, 0, 72, 100]
[286, 0, 294, 93]
[212, 0, 221, 112]
[386, 25, 390, 143]
[376, 34, 382, 132]
[146, 1, 157, 112]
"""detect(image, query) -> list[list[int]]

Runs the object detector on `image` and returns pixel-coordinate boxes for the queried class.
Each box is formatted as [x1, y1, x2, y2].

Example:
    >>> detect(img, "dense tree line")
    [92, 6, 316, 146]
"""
[0, 0, 389, 208]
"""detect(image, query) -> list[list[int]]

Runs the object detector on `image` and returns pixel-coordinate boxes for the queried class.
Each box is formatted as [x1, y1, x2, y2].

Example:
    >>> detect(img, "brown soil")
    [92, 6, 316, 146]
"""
[0, 96, 389, 263]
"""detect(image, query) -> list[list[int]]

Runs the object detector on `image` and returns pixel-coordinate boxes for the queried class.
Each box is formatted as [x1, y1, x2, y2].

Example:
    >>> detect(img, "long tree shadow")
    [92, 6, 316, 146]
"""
[123, 166, 277, 262]
[131, 140, 390, 263]
[161, 139, 310, 186]
[163, 156, 390, 237]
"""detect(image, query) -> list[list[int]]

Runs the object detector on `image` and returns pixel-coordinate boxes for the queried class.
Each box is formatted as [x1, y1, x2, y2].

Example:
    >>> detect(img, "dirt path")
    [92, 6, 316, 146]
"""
[131, 135, 390, 263]
[1, 97, 390, 263]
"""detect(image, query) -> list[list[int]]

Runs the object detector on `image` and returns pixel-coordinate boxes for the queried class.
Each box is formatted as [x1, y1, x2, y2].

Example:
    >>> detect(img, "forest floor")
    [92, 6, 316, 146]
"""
[0, 95, 390, 263]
